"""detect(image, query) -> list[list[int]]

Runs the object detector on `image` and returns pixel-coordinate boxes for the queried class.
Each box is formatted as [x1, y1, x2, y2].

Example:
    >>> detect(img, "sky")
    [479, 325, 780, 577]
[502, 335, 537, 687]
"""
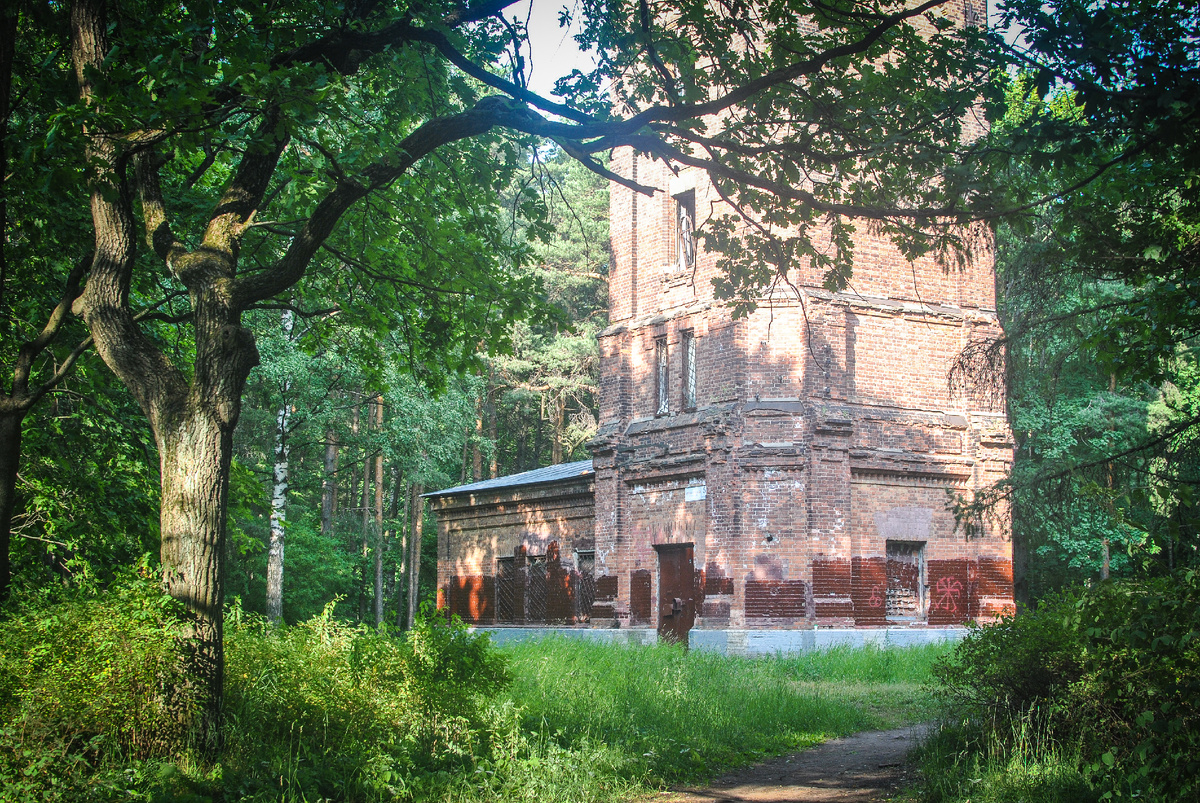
[509, 0, 597, 99]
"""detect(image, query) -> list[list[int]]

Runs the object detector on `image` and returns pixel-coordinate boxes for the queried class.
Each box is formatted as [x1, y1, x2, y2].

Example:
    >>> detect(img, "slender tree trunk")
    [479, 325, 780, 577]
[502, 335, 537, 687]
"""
[265, 311, 293, 623]
[321, 427, 337, 537]
[516, 414, 527, 473]
[0, 412, 24, 603]
[373, 396, 384, 627]
[0, 8, 16, 603]
[533, 413, 544, 468]
[472, 397, 483, 481]
[460, 428, 469, 484]
[358, 395, 373, 621]
[347, 400, 361, 519]
[389, 465, 404, 629]
[407, 482, 424, 627]
[551, 392, 565, 464]
[487, 363, 498, 478]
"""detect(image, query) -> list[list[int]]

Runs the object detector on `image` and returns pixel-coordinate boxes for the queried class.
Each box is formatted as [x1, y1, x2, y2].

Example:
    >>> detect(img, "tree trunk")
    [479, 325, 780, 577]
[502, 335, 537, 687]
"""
[533, 413, 544, 467]
[0, 411, 24, 603]
[460, 427, 469, 484]
[321, 426, 337, 536]
[407, 482, 424, 627]
[373, 396, 384, 627]
[265, 311, 292, 623]
[487, 363, 498, 478]
[358, 395, 373, 621]
[551, 392, 565, 464]
[347, 399, 361, 519]
[158, 406, 241, 747]
[472, 397, 483, 481]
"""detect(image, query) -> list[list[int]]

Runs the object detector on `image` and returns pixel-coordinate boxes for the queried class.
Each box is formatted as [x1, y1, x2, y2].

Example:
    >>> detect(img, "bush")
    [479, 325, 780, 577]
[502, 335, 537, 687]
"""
[929, 571, 1200, 801]
[0, 566, 196, 801]
[222, 601, 511, 798]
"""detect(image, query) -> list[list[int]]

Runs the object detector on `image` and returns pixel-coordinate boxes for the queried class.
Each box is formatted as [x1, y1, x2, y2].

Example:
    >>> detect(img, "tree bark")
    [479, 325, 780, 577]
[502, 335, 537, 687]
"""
[358, 394, 373, 621]
[472, 397, 483, 482]
[347, 399, 361, 518]
[265, 312, 293, 623]
[487, 363, 498, 478]
[157, 404, 248, 745]
[373, 395, 384, 627]
[0, 411, 23, 602]
[551, 392, 565, 464]
[407, 482, 424, 627]
[321, 426, 338, 536]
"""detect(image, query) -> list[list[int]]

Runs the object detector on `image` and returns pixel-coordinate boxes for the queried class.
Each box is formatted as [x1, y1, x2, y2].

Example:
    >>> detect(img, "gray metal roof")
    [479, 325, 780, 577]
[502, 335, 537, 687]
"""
[424, 459, 594, 499]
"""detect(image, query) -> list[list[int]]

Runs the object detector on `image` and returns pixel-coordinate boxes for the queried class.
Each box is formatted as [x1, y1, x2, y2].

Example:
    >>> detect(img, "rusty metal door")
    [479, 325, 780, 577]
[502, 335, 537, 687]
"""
[654, 543, 695, 644]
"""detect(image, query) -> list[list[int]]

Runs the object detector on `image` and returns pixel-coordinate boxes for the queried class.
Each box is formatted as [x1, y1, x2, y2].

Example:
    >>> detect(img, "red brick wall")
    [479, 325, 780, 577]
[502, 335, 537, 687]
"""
[440, 91, 1015, 632]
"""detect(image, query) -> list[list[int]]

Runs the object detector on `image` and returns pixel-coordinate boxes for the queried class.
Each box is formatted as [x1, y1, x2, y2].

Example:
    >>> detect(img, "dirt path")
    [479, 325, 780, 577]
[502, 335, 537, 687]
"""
[647, 725, 927, 803]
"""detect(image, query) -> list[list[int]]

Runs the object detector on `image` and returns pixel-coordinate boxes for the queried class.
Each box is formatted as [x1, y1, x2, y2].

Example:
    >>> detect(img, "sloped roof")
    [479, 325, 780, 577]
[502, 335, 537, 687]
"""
[423, 459, 594, 499]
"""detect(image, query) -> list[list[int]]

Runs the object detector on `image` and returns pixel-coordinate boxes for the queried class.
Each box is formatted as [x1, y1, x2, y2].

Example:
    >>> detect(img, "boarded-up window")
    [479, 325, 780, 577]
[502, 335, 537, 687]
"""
[886, 540, 925, 620]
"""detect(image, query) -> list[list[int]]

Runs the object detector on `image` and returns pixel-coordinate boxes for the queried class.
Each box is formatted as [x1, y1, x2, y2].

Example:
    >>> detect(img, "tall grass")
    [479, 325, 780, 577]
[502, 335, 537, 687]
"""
[2, 576, 948, 802]
[502, 637, 947, 783]
[911, 715, 1099, 803]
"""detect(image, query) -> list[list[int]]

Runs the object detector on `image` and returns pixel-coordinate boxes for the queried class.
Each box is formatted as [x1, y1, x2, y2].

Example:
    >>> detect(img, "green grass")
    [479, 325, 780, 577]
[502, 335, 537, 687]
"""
[904, 718, 1101, 803]
[500, 637, 948, 785]
[1, 582, 950, 802]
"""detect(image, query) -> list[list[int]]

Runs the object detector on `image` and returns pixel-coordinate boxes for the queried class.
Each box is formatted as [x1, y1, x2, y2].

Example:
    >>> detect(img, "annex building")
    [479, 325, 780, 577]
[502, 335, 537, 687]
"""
[430, 151, 1016, 652]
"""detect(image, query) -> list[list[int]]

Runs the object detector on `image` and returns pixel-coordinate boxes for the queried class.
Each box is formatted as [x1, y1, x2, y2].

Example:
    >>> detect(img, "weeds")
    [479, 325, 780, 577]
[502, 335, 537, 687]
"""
[1, 579, 947, 801]
[913, 572, 1200, 803]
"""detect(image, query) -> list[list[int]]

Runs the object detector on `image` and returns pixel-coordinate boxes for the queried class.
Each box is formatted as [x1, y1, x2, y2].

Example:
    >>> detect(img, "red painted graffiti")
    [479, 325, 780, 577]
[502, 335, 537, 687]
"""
[932, 576, 963, 613]
[867, 584, 884, 608]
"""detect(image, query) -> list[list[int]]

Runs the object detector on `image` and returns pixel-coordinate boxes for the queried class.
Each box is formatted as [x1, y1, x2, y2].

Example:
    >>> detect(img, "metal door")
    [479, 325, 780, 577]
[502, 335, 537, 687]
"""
[654, 542, 695, 644]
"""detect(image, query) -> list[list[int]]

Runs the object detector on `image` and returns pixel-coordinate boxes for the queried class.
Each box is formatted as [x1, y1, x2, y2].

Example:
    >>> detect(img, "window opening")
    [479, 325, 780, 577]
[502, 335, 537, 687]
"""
[681, 330, 697, 409]
[655, 337, 669, 415]
[574, 550, 596, 621]
[675, 191, 696, 272]
[885, 540, 925, 620]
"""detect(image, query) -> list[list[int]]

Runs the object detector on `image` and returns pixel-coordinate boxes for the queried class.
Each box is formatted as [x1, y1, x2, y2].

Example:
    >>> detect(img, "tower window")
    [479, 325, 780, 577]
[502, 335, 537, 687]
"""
[655, 337, 669, 416]
[675, 191, 696, 272]
[681, 330, 696, 409]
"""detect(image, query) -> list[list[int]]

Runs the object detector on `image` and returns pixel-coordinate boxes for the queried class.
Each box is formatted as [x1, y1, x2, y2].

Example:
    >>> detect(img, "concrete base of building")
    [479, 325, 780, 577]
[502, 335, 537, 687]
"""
[477, 626, 660, 648]
[472, 625, 967, 655]
[689, 626, 967, 655]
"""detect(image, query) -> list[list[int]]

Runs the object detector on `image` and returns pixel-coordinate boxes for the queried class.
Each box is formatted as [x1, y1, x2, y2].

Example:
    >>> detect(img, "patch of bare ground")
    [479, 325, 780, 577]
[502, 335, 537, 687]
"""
[644, 724, 927, 803]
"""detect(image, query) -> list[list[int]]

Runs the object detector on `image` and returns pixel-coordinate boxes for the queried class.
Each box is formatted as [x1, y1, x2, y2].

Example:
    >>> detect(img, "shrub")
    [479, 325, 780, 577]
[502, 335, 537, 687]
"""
[222, 601, 511, 798]
[0, 566, 196, 800]
[929, 571, 1200, 801]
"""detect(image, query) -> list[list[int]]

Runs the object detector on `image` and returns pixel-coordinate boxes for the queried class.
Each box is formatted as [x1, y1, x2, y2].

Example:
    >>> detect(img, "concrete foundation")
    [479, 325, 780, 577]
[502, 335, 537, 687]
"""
[474, 626, 966, 655]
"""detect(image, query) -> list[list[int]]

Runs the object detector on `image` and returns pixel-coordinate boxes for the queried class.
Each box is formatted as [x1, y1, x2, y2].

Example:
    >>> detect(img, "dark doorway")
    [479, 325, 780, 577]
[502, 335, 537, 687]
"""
[654, 542, 695, 644]
[885, 540, 925, 621]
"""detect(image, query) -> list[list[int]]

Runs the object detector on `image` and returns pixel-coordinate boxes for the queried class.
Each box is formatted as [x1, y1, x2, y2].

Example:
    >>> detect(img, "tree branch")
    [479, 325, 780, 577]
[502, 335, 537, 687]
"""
[134, 150, 189, 271]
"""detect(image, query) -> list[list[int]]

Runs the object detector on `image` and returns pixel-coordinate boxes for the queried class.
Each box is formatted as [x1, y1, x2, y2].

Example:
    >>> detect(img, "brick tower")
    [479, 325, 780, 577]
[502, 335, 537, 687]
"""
[588, 152, 1015, 646]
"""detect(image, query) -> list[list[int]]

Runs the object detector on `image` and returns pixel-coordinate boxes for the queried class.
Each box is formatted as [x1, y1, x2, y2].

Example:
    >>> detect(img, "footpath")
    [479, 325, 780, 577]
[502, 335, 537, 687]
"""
[648, 725, 926, 803]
